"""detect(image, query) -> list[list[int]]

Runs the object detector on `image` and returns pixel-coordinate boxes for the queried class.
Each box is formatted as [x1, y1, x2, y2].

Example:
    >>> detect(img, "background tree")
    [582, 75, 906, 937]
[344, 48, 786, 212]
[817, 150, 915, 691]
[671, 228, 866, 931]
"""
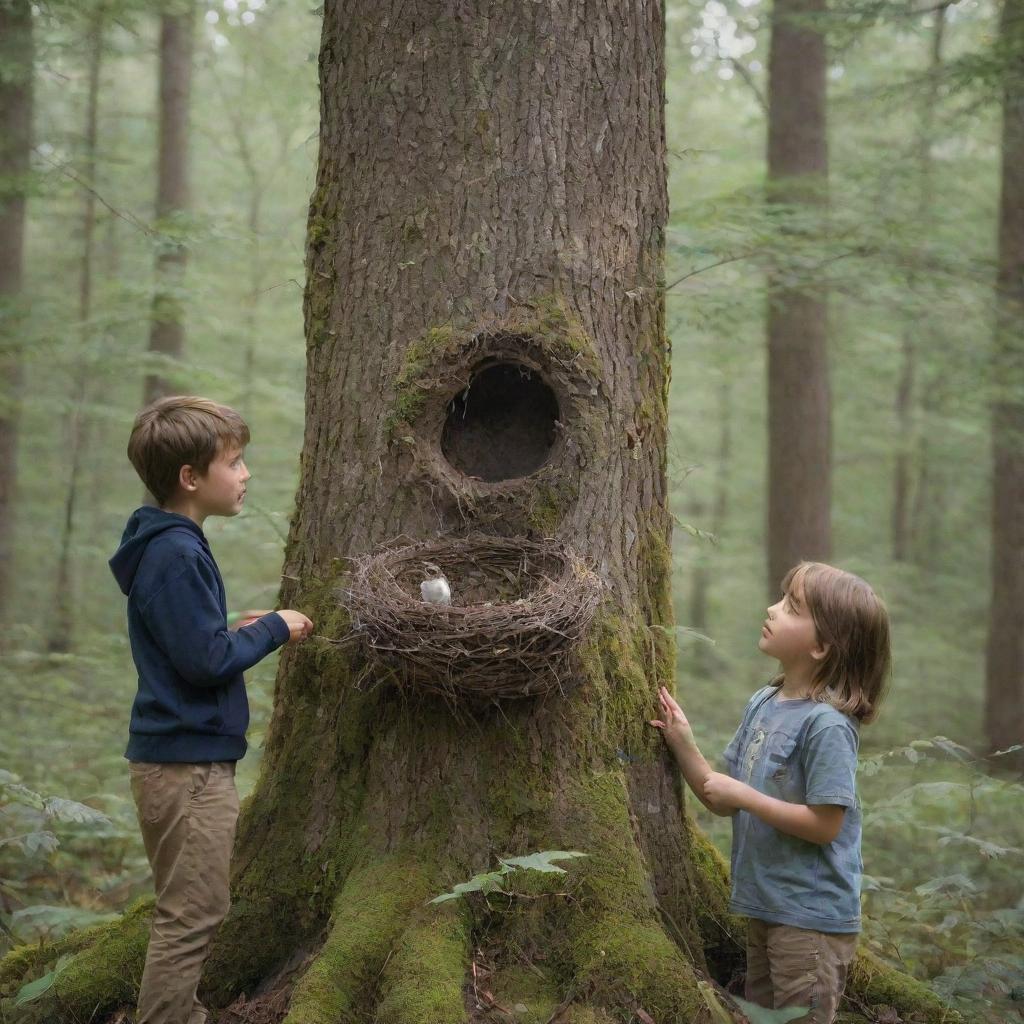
[765, 0, 831, 592]
[48, 4, 105, 653]
[0, 0, 33, 631]
[891, 5, 947, 563]
[144, 1, 193, 406]
[984, 0, 1024, 764]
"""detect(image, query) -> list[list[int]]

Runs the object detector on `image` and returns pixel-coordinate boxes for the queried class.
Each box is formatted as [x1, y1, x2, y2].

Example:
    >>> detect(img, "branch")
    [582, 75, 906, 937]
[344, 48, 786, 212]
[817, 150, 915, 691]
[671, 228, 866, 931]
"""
[664, 251, 761, 292]
[35, 149, 154, 237]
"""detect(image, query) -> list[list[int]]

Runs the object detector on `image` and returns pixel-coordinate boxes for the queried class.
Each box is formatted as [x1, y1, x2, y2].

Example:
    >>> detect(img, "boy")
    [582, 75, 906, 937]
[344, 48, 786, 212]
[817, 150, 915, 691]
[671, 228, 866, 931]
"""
[109, 395, 313, 1024]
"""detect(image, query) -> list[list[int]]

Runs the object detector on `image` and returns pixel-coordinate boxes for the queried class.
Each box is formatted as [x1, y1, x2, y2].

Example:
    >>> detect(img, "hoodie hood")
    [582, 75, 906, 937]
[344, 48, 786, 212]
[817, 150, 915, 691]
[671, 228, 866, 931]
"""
[109, 506, 205, 595]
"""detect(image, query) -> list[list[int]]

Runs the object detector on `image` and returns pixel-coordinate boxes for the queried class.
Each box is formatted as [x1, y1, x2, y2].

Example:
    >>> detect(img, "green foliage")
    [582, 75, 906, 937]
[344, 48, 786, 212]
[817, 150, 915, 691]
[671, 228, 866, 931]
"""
[11, 953, 73, 1008]
[430, 851, 587, 904]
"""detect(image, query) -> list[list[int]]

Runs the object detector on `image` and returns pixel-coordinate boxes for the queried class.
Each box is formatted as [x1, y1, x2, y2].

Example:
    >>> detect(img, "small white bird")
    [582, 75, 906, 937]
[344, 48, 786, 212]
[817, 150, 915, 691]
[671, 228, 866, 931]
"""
[420, 563, 452, 606]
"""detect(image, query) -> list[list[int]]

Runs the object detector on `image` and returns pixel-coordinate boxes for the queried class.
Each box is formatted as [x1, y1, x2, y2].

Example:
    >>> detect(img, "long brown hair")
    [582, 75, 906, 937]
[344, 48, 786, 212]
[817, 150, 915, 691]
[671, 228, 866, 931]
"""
[773, 562, 891, 724]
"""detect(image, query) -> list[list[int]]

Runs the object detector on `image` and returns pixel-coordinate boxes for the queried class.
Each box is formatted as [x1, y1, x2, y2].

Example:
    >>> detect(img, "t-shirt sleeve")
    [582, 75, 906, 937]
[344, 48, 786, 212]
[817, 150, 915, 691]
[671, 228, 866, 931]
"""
[801, 717, 859, 808]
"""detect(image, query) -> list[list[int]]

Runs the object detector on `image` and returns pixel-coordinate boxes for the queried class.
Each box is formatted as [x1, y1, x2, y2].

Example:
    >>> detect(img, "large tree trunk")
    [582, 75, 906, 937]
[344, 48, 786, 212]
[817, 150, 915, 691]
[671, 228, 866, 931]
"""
[0, 0, 33, 631]
[892, 8, 947, 563]
[0, 3, 960, 1021]
[765, 0, 831, 593]
[144, 5, 193, 406]
[985, 0, 1024, 764]
[204, 2, 719, 1016]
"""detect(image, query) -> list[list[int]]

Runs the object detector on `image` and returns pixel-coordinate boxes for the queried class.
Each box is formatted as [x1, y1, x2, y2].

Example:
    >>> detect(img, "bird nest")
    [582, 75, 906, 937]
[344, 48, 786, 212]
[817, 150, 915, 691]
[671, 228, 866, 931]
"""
[340, 535, 604, 701]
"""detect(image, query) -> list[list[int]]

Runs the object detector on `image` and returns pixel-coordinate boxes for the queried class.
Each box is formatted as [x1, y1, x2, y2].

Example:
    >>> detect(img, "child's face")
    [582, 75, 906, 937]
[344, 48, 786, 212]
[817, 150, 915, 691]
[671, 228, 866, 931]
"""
[758, 577, 823, 666]
[192, 444, 250, 518]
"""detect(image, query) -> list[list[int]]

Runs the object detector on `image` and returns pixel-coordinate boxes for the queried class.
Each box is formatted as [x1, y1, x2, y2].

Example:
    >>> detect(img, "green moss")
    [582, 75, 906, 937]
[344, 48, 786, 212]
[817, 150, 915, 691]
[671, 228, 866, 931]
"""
[375, 909, 469, 1024]
[561, 1009, 617, 1024]
[0, 899, 151, 1004]
[526, 482, 575, 536]
[284, 858, 434, 1024]
[487, 962, 561, 1024]
[386, 325, 459, 433]
[0, 898, 153, 1020]
[683, 821, 746, 984]
[52, 899, 152, 1012]
[571, 914, 703, 1021]
[386, 295, 601, 437]
[580, 612, 670, 763]
[846, 948, 962, 1023]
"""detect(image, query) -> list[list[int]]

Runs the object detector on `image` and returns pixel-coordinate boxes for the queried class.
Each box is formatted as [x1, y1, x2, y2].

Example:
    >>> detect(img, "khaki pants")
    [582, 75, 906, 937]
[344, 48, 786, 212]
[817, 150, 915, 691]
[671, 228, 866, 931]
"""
[745, 918, 858, 1024]
[129, 761, 239, 1024]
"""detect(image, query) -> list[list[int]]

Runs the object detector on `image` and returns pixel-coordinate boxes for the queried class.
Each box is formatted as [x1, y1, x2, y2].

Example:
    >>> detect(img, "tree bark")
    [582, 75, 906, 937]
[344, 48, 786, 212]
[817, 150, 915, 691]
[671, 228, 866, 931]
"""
[144, 5, 193, 406]
[0, 0, 33, 631]
[985, 0, 1024, 764]
[892, 8, 947, 563]
[765, 0, 831, 593]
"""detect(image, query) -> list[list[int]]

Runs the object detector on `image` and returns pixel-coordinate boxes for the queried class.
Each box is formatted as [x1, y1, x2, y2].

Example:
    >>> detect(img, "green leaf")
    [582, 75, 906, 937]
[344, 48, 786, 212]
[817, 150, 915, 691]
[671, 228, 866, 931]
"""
[732, 996, 811, 1023]
[43, 797, 111, 826]
[915, 873, 978, 897]
[498, 851, 587, 874]
[429, 871, 508, 904]
[0, 831, 59, 856]
[13, 954, 74, 1006]
[0, 779, 45, 810]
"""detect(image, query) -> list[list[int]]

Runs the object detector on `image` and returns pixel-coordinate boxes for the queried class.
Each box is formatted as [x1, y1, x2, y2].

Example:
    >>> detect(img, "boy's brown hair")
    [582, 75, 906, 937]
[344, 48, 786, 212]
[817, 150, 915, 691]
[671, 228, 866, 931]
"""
[773, 561, 891, 724]
[127, 396, 250, 505]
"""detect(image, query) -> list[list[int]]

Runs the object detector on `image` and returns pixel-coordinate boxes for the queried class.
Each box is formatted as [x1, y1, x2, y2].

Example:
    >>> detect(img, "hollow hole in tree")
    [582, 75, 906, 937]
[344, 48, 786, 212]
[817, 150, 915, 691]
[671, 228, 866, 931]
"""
[441, 361, 560, 482]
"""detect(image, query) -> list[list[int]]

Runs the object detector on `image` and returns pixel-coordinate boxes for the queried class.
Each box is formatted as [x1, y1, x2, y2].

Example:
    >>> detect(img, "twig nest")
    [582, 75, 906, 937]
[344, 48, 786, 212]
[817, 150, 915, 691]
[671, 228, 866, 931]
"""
[341, 535, 603, 701]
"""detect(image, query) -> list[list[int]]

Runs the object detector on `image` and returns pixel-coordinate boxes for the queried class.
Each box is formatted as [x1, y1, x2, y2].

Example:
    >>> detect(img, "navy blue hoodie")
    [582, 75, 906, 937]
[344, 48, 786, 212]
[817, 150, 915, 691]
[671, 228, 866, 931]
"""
[110, 506, 290, 763]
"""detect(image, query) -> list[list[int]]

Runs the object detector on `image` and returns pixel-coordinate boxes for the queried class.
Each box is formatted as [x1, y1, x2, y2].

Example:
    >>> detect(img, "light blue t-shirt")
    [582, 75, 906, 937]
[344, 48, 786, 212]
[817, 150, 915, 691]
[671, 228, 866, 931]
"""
[722, 685, 863, 934]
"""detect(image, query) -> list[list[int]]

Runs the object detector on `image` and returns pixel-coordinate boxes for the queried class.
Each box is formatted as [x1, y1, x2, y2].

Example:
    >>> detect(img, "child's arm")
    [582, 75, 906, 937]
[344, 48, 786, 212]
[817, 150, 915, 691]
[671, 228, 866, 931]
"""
[650, 687, 736, 817]
[702, 773, 844, 844]
[142, 554, 311, 685]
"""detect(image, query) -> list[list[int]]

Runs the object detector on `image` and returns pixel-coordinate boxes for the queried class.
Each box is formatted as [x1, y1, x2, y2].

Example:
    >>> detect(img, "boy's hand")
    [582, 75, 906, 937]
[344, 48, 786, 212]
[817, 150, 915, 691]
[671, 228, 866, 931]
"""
[703, 771, 748, 811]
[649, 686, 695, 744]
[277, 609, 314, 643]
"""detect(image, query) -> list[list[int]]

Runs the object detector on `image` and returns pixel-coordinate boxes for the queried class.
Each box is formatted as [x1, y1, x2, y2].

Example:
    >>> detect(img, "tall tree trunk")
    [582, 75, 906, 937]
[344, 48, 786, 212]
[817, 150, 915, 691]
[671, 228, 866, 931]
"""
[985, 0, 1024, 764]
[144, 5, 193, 406]
[48, 7, 103, 654]
[765, 0, 831, 593]
[202, 2, 720, 1015]
[0, 5, 961, 1022]
[0, 0, 33, 632]
[892, 8, 947, 562]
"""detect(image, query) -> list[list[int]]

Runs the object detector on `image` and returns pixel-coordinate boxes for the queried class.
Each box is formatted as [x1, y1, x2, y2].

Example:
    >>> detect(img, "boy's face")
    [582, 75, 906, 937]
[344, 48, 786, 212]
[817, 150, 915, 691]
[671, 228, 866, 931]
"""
[190, 444, 250, 518]
[758, 577, 823, 665]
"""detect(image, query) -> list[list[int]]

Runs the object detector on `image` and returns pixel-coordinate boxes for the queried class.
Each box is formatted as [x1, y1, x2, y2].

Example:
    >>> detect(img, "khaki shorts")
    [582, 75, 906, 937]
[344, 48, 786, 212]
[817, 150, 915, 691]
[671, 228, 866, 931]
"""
[745, 918, 858, 1024]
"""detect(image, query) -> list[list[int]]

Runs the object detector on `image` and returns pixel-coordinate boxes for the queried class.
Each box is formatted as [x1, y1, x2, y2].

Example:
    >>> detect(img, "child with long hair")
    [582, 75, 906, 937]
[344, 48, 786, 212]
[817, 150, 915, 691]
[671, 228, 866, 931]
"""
[651, 562, 891, 1023]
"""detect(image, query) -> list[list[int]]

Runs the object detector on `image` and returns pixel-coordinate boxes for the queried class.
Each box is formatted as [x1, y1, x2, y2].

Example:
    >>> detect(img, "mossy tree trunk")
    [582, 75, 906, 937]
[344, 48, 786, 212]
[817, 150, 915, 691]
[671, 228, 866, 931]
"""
[209, 1, 717, 1017]
[1, 2, 960, 1021]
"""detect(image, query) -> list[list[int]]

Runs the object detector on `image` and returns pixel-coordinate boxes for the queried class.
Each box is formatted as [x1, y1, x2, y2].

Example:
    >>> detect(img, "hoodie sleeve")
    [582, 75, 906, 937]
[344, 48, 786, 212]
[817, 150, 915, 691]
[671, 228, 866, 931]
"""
[139, 551, 291, 687]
